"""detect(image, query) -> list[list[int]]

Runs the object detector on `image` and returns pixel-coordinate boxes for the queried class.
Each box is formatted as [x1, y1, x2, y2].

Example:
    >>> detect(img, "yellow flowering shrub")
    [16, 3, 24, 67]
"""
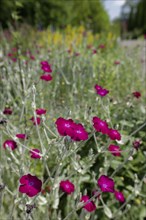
[35, 25, 117, 49]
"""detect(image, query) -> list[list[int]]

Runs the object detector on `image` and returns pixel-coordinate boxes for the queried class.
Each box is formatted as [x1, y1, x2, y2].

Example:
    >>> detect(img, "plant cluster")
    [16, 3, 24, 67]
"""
[0, 27, 146, 220]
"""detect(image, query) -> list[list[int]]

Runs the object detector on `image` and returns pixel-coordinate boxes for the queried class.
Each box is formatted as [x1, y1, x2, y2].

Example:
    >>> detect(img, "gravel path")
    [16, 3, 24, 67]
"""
[120, 40, 146, 61]
[119, 40, 146, 94]
[120, 40, 146, 71]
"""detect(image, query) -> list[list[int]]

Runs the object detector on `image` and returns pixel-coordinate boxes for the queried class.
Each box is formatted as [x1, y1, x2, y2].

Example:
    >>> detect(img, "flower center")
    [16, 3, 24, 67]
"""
[65, 184, 70, 189]
[99, 121, 105, 127]
[102, 183, 107, 189]
[65, 123, 70, 128]
[76, 130, 82, 134]
[29, 181, 34, 186]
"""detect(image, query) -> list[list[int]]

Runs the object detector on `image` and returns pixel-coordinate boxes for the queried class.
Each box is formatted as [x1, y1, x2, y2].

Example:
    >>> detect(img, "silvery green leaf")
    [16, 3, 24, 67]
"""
[120, 120, 133, 127]
[38, 196, 47, 205]
[140, 105, 146, 114]
[104, 205, 113, 219]
[85, 212, 91, 220]
[116, 134, 129, 145]
[52, 186, 59, 209]
[126, 185, 134, 192]
[72, 160, 84, 174]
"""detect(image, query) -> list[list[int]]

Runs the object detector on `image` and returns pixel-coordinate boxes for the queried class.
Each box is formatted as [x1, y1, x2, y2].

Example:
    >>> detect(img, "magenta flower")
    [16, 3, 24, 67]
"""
[108, 128, 121, 141]
[80, 195, 96, 212]
[74, 52, 80, 56]
[16, 134, 27, 140]
[30, 117, 41, 126]
[55, 117, 74, 137]
[30, 149, 41, 159]
[71, 123, 88, 141]
[98, 44, 105, 49]
[94, 84, 102, 91]
[3, 107, 12, 115]
[41, 65, 52, 72]
[98, 88, 109, 96]
[92, 49, 97, 54]
[144, 34, 146, 39]
[94, 84, 109, 97]
[114, 191, 125, 203]
[114, 61, 120, 65]
[97, 175, 115, 193]
[133, 140, 141, 150]
[93, 117, 109, 134]
[36, 108, 46, 115]
[30, 55, 35, 60]
[7, 53, 13, 57]
[55, 118, 88, 141]
[40, 61, 48, 66]
[132, 91, 141, 98]
[40, 74, 52, 81]
[19, 174, 42, 197]
[12, 58, 17, 62]
[40, 61, 52, 73]
[3, 140, 17, 150]
[108, 144, 121, 156]
[60, 180, 75, 194]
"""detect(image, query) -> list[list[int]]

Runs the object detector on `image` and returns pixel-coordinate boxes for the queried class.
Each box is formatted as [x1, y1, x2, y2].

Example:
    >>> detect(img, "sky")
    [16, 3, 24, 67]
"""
[103, 0, 126, 21]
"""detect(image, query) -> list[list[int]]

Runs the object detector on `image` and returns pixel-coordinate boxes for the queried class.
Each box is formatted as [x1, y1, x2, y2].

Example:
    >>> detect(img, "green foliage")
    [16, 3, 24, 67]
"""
[123, 0, 146, 38]
[71, 0, 110, 32]
[0, 0, 23, 27]
[0, 0, 110, 33]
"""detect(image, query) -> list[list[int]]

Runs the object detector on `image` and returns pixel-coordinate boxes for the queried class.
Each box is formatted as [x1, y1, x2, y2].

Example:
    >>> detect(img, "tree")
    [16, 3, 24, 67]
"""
[0, 0, 110, 33]
[71, 0, 110, 32]
[122, 0, 146, 36]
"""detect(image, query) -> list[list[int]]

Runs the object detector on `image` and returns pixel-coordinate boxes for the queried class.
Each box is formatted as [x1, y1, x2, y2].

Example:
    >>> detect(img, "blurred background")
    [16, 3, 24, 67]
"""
[0, 0, 146, 39]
